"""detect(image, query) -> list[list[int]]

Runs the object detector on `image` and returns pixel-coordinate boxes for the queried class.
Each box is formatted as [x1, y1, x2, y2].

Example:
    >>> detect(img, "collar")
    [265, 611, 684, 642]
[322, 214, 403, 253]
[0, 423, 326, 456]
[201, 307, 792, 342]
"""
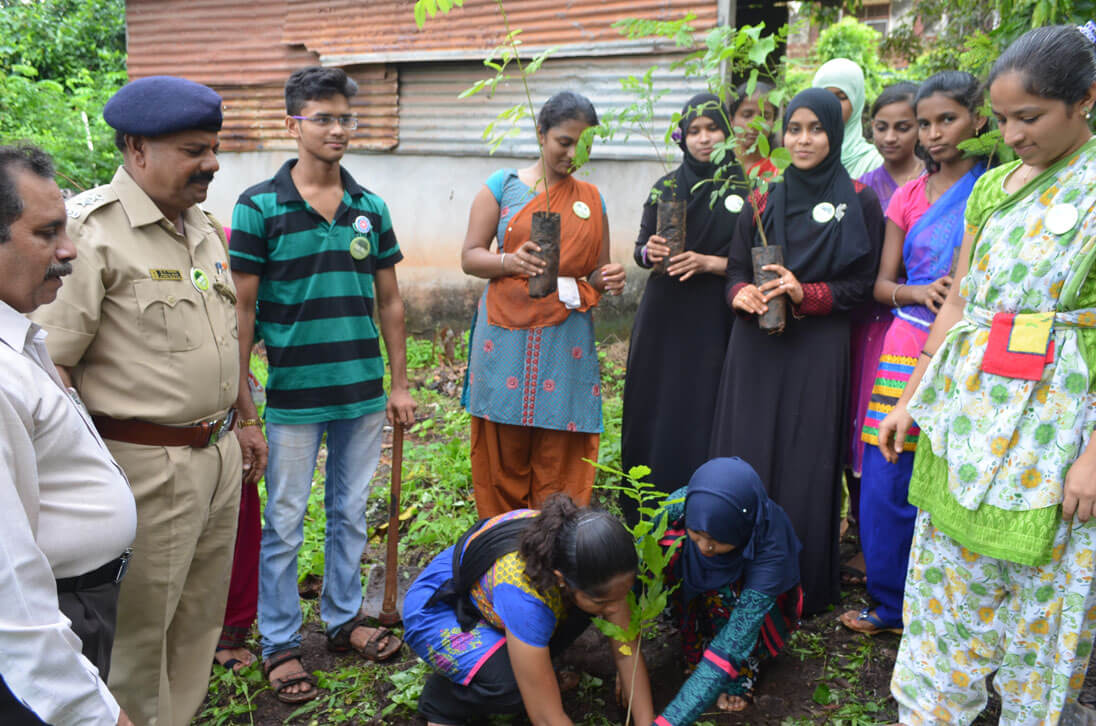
[111, 166, 211, 238]
[111, 166, 175, 229]
[0, 300, 38, 355]
[271, 159, 365, 206]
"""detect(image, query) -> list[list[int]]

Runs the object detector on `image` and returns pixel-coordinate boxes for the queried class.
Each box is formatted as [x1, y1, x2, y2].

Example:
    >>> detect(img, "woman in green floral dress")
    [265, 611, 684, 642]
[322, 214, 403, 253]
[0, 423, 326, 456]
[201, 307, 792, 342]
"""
[877, 24, 1096, 725]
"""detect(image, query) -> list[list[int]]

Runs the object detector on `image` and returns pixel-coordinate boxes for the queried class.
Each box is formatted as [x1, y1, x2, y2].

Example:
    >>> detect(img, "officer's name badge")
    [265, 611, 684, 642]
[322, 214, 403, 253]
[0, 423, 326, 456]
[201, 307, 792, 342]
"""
[149, 269, 183, 281]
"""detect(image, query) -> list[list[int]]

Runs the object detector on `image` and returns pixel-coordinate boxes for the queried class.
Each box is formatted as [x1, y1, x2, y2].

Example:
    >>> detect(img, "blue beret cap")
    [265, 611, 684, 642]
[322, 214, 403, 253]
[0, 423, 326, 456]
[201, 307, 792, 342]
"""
[104, 76, 223, 136]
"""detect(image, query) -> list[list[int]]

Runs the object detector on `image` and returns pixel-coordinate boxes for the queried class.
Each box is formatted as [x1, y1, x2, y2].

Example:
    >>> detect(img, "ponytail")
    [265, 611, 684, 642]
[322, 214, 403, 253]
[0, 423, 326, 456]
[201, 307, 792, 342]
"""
[520, 494, 637, 597]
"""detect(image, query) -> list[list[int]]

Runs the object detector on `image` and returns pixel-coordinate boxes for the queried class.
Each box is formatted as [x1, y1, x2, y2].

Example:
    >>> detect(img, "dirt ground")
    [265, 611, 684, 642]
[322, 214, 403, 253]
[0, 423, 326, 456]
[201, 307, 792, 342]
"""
[202, 540, 1009, 725]
[197, 340, 1096, 724]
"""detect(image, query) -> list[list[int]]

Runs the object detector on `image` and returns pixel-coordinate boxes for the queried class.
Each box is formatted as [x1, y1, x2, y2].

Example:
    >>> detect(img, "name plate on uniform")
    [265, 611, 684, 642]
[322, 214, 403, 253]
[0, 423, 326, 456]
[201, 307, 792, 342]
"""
[149, 269, 183, 281]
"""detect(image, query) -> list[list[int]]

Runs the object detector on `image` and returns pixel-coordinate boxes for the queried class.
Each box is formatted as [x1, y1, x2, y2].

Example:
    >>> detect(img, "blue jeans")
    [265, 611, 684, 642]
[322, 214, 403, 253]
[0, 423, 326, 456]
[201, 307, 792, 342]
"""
[258, 411, 385, 658]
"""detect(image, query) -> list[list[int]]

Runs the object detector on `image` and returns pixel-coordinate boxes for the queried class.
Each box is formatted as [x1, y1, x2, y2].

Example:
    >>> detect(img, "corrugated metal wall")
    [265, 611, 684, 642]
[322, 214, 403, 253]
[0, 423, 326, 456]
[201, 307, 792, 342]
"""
[399, 54, 709, 160]
[125, 1, 718, 154]
[127, 0, 316, 84]
[216, 65, 398, 153]
[126, 1, 398, 153]
[284, 0, 718, 63]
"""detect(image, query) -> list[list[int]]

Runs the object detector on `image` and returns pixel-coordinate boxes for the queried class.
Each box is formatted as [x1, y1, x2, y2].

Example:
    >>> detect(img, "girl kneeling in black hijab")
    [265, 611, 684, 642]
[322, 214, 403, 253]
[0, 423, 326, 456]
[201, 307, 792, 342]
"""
[650, 458, 802, 725]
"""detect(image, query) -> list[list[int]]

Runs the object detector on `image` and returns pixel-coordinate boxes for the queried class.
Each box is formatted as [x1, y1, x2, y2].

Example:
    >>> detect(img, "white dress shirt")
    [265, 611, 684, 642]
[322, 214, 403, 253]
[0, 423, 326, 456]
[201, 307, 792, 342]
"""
[0, 300, 136, 725]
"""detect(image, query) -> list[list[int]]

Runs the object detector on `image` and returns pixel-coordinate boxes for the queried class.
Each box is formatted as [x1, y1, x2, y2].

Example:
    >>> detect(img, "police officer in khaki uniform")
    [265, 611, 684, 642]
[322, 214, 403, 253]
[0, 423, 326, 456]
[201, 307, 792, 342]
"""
[31, 76, 258, 726]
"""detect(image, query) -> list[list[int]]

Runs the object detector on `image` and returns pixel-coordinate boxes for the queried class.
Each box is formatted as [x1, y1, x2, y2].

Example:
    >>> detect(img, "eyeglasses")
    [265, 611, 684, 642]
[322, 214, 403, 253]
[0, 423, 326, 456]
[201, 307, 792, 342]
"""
[289, 114, 359, 130]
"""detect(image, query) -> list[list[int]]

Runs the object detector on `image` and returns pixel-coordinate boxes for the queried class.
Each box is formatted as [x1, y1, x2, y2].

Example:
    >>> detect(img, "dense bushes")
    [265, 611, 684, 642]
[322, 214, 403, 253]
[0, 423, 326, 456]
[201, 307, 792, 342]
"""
[0, 0, 126, 189]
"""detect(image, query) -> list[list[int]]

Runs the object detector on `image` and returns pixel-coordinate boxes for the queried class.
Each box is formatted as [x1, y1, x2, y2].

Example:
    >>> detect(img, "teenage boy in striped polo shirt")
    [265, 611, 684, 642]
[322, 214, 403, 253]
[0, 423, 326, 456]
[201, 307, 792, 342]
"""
[229, 66, 416, 703]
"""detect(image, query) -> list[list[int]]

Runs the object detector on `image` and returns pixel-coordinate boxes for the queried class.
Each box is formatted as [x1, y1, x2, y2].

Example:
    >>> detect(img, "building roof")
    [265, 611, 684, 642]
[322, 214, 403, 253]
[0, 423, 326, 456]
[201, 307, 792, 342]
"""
[125, 0, 719, 152]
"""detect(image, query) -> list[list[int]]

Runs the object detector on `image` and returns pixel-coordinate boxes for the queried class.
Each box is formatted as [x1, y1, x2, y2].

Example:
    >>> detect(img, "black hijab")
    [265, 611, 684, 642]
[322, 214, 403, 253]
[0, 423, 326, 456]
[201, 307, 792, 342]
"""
[760, 87, 873, 281]
[658, 92, 746, 256]
[681, 458, 801, 603]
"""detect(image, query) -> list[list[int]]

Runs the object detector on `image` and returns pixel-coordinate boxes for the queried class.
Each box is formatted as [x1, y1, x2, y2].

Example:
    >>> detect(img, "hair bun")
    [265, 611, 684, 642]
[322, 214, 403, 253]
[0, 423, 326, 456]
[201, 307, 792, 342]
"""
[1078, 20, 1096, 45]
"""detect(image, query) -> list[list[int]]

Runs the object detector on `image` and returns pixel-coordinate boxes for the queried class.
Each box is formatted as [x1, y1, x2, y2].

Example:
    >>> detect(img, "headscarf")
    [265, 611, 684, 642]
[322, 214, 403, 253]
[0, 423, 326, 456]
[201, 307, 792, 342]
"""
[812, 58, 883, 178]
[660, 92, 746, 255]
[681, 458, 801, 603]
[759, 88, 873, 282]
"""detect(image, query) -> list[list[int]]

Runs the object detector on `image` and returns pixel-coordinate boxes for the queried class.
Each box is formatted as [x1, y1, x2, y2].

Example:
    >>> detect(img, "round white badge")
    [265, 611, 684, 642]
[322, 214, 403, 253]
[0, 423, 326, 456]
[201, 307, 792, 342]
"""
[1045, 204, 1079, 235]
[725, 194, 745, 214]
[353, 215, 372, 234]
[812, 202, 836, 224]
[572, 201, 591, 220]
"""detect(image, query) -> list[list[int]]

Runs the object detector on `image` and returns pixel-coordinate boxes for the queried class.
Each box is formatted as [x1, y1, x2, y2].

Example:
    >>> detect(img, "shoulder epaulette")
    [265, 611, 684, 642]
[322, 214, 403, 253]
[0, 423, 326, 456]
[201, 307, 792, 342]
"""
[65, 186, 118, 222]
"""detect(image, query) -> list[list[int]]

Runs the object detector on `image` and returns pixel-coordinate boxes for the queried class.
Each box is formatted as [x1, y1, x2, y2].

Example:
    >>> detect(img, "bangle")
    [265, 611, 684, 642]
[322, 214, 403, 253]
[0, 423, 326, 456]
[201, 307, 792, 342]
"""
[238, 418, 261, 427]
[500, 252, 507, 273]
[920, 348, 935, 358]
[641, 245, 649, 266]
[891, 283, 906, 308]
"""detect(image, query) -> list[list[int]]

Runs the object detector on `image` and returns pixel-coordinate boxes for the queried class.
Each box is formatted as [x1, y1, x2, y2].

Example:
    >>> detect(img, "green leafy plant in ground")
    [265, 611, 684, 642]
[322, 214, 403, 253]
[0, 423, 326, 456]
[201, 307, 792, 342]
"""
[199, 661, 266, 725]
[590, 462, 683, 725]
[413, 0, 575, 211]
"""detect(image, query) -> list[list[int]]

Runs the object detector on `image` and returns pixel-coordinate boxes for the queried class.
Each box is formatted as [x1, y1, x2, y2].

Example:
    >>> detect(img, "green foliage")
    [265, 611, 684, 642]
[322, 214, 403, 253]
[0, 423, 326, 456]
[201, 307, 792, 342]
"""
[884, 0, 1091, 79]
[378, 661, 432, 718]
[612, 12, 699, 49]
[396, 404, 478, 551]
[0, 0, 126, 79]
[283, 665, 381, 723]
[413, 0, 566, 211]
[459, 38, 559, 155]
[589, 462, 683, 720]
[200, 659, 265, 725]
[811, 17, 887, 100]
[413, 0, 465, 28]
[0, 0, 126, 189]
[599, 17, 792, 220]
[595, 64, 680, 184]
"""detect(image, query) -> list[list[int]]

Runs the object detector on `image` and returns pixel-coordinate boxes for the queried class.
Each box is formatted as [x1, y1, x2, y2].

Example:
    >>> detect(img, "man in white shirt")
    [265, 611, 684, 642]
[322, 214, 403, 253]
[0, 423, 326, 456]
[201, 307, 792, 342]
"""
[0, 144, 137, 725]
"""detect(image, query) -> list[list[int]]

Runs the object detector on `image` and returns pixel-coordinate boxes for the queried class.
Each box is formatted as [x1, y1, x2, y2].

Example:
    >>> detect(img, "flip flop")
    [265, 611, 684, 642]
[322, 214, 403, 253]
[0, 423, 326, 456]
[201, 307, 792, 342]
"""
[214, 650, 257, 674]
[262, 647, 319, 704]
[327, 617, 403, 662]
[841, 564, 867, 586]
[839, 608, 902, 636]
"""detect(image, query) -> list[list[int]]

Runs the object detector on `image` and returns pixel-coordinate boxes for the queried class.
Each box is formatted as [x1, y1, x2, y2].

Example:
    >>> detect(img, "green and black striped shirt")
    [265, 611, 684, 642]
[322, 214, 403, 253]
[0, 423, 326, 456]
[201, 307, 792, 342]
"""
[229, 160, 402, 423]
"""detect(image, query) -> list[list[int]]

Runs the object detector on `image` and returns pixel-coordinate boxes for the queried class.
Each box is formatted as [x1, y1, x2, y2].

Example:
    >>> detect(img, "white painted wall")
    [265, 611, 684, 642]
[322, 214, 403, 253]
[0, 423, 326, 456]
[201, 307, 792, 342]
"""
[206, 150, 667, 331]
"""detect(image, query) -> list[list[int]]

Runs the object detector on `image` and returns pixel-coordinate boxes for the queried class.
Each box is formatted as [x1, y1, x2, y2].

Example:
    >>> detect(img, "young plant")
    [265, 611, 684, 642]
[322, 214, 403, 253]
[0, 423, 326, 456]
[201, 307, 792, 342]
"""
[589, 461, 684, 726]
[595, 14, 702, 204]
[413, 0, 560, 210]
[611, 17, 794, 242]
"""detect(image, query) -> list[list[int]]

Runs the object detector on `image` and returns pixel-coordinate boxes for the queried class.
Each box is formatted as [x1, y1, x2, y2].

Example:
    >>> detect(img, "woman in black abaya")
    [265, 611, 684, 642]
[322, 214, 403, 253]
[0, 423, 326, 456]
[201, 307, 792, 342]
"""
[621, 93, 748, 519]
[710, 88, 883, 614]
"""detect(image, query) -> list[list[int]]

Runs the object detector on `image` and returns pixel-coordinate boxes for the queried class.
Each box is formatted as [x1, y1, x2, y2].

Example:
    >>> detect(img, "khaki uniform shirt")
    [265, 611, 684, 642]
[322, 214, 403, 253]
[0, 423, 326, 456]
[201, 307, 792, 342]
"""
[31, 166, 239, 425]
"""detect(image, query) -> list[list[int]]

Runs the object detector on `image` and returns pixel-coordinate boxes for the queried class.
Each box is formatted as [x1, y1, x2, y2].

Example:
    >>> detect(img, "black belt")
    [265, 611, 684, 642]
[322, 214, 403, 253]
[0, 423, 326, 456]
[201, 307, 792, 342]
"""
[56, 549, 132, 593]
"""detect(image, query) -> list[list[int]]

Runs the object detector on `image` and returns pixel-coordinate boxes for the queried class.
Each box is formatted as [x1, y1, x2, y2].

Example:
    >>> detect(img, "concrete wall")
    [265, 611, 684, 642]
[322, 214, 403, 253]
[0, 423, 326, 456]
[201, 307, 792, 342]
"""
[207, 150, 666, 334]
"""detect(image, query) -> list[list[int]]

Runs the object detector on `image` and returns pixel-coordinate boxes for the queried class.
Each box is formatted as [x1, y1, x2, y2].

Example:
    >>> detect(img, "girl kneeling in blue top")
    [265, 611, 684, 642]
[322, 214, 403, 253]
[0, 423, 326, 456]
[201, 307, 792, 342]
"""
[652, 458, 803, 726]
[403, 495, 655, 725]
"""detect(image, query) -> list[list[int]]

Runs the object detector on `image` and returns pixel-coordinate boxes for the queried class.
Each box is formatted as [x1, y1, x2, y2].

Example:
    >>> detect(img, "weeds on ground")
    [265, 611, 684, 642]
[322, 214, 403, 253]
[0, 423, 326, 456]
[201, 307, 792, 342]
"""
[276, 665, 379, 724]
[809, 637, 895, 724]
[378, 660, 432, 720]
[199, 662, 265, 725]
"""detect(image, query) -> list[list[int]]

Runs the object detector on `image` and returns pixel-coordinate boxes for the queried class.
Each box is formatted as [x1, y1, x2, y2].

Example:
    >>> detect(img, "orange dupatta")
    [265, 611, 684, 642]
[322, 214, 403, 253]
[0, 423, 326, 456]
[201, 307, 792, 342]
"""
[486, 174, 604, 330]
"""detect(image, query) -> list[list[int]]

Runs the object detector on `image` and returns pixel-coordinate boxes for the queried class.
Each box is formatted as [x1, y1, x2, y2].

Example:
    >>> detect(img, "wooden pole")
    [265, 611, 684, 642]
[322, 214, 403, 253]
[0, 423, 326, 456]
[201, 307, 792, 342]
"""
[378, 421, 404, 626]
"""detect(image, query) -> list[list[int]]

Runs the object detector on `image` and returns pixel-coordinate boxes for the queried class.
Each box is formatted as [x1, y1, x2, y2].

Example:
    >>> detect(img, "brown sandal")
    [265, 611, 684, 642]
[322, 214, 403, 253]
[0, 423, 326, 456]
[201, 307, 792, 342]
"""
[262, 647, 319, 704]
[326, 616, 403, 661]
